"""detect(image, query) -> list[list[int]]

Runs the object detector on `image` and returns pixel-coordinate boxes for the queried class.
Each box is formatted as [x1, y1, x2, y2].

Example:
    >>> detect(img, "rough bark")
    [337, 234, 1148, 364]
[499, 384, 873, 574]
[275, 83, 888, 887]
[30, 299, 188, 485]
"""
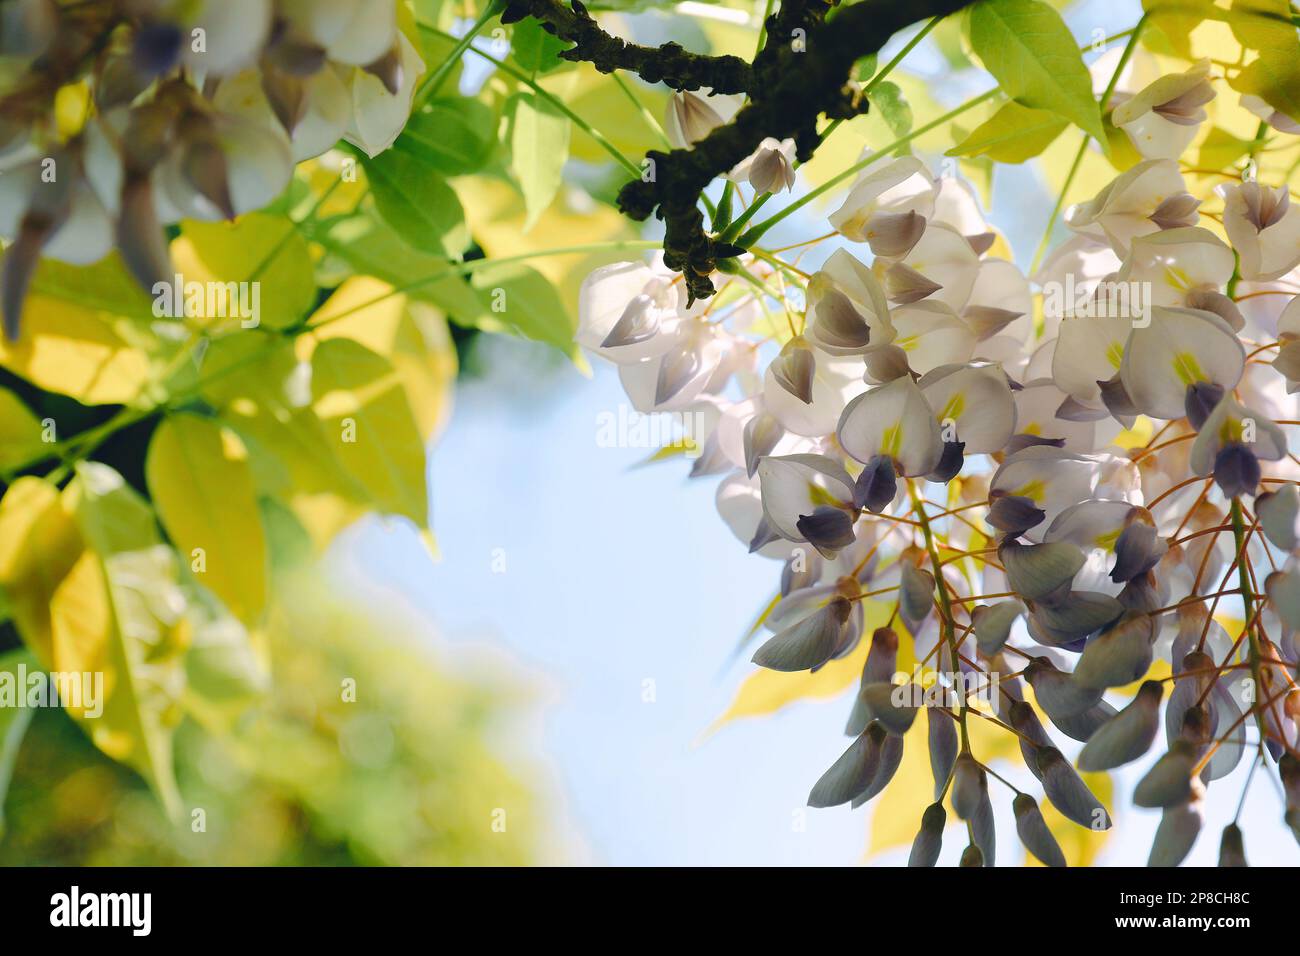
[504, 0, 976, 301]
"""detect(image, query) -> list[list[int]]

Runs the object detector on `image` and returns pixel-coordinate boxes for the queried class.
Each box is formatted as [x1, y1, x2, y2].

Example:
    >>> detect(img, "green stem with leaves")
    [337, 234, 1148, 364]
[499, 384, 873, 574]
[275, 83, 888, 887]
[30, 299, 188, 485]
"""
[414, 0, 505, 108]
[1029, 16, 1146, 272]
[418, 23, 643, 177]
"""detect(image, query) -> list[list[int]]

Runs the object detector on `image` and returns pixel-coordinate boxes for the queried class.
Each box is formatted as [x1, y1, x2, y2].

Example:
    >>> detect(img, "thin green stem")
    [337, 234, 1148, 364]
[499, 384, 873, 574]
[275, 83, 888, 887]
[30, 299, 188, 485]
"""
[736, 88, 999, 247]
[863, 16, 943, 95]
[1028, 132, 1088, 274]
[1029, 16, 1146, 272]
[414, 1, 503, 109]
[754, 0, 776, 58]
[7, 238, 664, 480]
[418, 24, 643, 177]
[612, 71, 671, 148]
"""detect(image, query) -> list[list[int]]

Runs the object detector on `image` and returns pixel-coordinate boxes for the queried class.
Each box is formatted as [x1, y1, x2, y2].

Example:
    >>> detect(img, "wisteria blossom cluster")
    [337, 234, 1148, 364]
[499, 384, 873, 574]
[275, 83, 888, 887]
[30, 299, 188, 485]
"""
[580, 61, 1300, 866]
[0, 0, 423, 337]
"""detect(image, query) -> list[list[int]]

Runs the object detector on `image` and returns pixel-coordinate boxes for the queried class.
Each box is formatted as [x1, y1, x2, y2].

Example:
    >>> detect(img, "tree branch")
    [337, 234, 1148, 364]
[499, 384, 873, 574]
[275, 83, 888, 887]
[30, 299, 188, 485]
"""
[502, 0, 753, 93]
[508, 0, 976, 303]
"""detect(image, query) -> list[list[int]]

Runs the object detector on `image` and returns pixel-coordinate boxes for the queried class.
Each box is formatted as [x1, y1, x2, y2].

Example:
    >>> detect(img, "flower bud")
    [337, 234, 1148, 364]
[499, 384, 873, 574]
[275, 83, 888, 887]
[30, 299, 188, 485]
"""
[908, 802, 946, 867]
[1014, 794, 1066, 867]
[808, 721, 887, 808]
[951, 752, 985, 820]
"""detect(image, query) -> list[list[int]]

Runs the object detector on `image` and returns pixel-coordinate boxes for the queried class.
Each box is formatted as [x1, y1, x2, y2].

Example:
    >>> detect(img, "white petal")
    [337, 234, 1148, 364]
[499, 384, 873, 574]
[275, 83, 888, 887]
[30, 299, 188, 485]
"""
[756, 454, 855, 541]
[837, 376, 943, 476]
[918, 363, 1016, 453]
[1120, 306, 1244, 420]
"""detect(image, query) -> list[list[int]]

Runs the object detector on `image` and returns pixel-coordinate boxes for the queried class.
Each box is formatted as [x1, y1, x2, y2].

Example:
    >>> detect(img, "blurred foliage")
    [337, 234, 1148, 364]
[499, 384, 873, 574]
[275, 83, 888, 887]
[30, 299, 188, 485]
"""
[0, 571, 543, 865]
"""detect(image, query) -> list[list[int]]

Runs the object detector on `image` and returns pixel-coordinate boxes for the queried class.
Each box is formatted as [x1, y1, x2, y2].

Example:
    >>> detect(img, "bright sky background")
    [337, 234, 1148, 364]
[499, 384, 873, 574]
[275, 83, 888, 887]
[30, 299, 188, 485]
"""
[329, 1, 1298, 867]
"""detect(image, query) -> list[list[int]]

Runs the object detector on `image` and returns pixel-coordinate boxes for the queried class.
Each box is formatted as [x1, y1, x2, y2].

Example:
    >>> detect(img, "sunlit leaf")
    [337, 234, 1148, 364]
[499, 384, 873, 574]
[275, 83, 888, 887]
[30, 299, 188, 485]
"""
[0, 386, 45, 473]
[967, 0, 1104, 141]
[0, 255, 153, 405]
[396, 98, 497, 176]
[948, 101, 1068, 163]
[52, 463, 186, 819]
[306, 276, 457, 443]
[171, 213, 316, 330]
[307, 337, 429, 529]
[363, 147, 470, 258]
[1227, 0, 1300, 121]
[146, 412, 270, 625]
[508, 91, 571, 232]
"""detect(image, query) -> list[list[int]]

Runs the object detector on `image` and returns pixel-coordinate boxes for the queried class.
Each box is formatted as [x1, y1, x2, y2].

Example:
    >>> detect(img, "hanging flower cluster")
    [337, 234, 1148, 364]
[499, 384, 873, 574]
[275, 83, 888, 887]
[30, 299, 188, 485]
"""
[580, 63, 1300, 866]
[0, 0, 423, 338]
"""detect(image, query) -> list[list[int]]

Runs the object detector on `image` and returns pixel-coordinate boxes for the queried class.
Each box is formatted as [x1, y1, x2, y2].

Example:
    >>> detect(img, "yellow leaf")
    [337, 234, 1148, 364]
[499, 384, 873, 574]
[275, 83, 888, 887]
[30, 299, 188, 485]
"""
[0, 256, 153, 405]
[305, 277, 457, 443]
[708, 600, 899, 733]
[196, 336, 370, 553]
[50, 548, 182, 820]
[169, 213, 316, 330]
[308, 337, 429, 528]
[2, 465, 184, 817]
[146, 413, 269, 625]
[0, 386, 46, 473]
[0, 477, 83, 659]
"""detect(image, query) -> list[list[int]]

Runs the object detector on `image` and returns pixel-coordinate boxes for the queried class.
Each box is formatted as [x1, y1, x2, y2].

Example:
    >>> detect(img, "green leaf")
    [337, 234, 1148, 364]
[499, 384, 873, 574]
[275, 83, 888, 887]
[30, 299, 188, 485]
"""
[363, 148, 470, 258]
[1197, 126, 1253, 170]
[507, 92, 571, 232]
[511, 18, 568, 74]
[397, 98, 497, 176]
[0, 648, 36, 838]
[967, 0, 1104, 141]
[870, 81, 914, 142]
[0, 385, 46, 473]
[469, 262, 577, 356]
[59, 463, 187, 820]
[1141, 0, 1211, 58]
[146, 413, 270, 626]
[947, 100, 1068, 163]
[312, 211, 519, 340]
[313, 210, 479, 316]
[194, 335, 371, 552]
[171, 213, 316, 330]
[1227, 0, 1300, 122]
